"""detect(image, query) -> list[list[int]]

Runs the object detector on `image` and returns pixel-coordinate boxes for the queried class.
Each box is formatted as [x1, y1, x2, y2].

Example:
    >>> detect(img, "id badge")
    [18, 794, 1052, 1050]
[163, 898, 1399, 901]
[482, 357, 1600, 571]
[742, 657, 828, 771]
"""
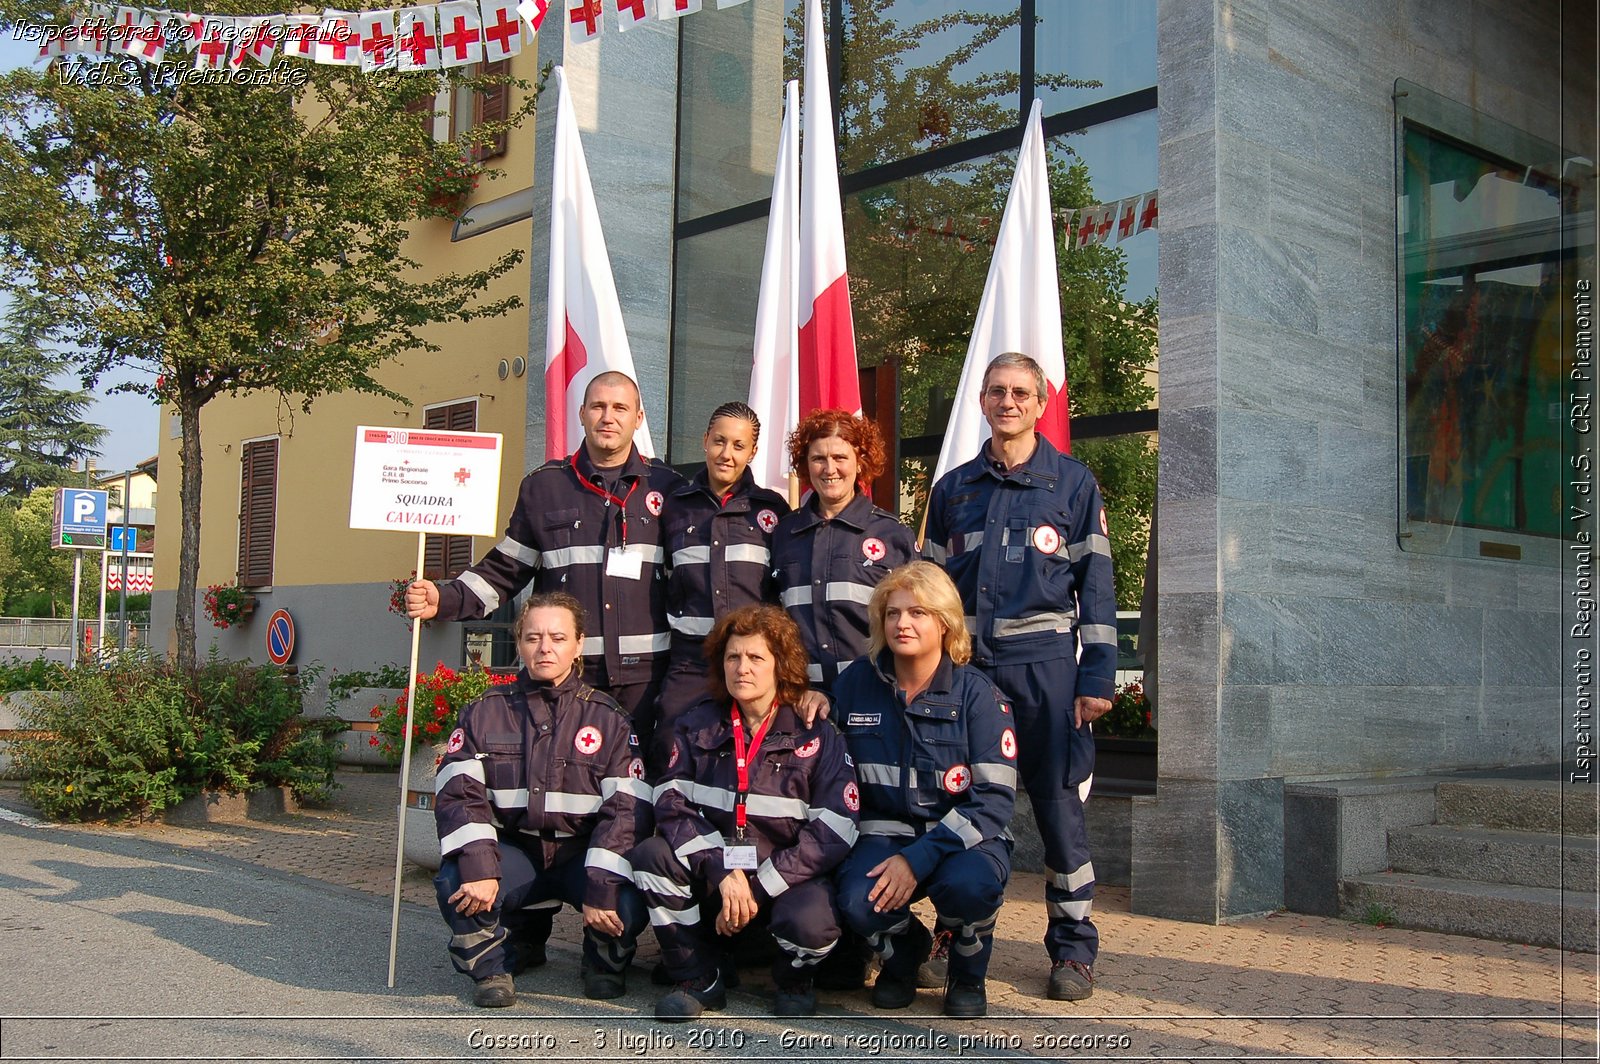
[606, 546, 644, 580]
[724, 845, 758, 870]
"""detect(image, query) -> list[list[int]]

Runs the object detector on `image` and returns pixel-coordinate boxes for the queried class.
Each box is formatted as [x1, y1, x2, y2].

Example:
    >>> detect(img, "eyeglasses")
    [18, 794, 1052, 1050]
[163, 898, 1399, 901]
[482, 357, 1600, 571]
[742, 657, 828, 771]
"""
[984, 386, 1037, 404]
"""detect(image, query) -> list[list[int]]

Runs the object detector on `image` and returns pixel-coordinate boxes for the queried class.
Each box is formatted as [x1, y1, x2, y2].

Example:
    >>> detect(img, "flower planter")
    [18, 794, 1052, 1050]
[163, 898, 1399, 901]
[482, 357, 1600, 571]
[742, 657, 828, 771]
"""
[327, 687, 405, 767]
[1093, 735, 1157, 786]
[402, 742, 445, 871]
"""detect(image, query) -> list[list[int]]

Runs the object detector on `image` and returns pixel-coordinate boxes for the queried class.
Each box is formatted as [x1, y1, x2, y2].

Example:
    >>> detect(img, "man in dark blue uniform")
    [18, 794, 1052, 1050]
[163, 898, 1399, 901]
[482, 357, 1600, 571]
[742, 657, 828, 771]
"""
[407, 372, 685, 752]
[923, 352, 1117, 1001]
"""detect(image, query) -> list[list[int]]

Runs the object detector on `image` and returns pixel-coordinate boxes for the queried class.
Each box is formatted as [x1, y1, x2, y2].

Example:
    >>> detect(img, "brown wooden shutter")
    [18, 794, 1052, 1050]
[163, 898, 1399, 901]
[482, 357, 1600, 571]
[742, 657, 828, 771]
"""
[237, 438, 278, 588]
[405, 90, 435, 141]
[473, 59, 510, 161]
[423, 401, 477, 579]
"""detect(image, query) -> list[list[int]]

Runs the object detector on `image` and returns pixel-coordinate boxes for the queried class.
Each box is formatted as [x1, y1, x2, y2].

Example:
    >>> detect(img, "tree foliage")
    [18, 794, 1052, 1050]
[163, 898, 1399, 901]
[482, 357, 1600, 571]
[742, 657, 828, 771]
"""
[0, 10, 540, 664]
[0, 485, 101, 616]
[0, 293, 106, 498]
[787, 4, 1158, 606]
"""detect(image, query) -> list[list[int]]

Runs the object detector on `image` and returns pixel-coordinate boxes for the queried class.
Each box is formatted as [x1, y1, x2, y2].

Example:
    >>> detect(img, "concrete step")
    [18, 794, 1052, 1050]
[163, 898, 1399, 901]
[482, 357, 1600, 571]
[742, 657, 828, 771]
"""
[1388, 824, 1597, 892]
[1341, 872, 1597, 952]
[1436, 779, 1598, 836]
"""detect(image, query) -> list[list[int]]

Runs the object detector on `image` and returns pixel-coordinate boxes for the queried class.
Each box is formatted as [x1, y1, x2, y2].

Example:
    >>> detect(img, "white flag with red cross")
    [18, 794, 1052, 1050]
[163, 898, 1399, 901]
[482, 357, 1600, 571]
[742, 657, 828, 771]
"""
[798, 0, 860, 417]
[395, 6, 440, 69]
[357, 10, 399, 70]
[107, 7, 143, 59]
[613, 0, 653, 31]
[1136, 189, 1159, 232]
[193, 17, 234, 68]
[516, 0, 551, 35]
[231, 17, 283, 68]
[281, 13, 321, 59]
[64, 9, 110, 55]
[747, 79, 800, 497]
[316, 10, 361, 65]
[479, 0, 523, 60]
[930, 99, 1073, 491]
[566, 0, 602, 40]
[162, 10, 205, 52]
[1116, 196, 1139, 241]
[436, 0, 484, 65]
[657, 0, 701, 18]
[544, 65, 656, 459]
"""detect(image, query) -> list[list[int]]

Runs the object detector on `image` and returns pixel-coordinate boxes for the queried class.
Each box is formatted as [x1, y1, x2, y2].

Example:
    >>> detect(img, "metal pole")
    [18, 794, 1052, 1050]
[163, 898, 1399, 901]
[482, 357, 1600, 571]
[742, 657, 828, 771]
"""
[118, 470, 131, 651]
[68, 551, 82, 667]
[96, 542, 107, 662]
[386, 531, 428, 988]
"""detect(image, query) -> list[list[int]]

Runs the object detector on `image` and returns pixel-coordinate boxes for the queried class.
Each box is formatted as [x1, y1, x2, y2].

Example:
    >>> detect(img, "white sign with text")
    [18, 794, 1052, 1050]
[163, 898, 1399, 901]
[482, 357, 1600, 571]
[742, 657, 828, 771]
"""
[349, 426, 504, 537]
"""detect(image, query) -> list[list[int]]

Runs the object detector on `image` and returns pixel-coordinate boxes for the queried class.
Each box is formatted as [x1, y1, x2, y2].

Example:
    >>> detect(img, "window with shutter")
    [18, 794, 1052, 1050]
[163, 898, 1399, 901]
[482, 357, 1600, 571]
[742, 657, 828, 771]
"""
[472, 59, 510, 161]
[423, 400, 478, 579]
[238, 438, 278, 588]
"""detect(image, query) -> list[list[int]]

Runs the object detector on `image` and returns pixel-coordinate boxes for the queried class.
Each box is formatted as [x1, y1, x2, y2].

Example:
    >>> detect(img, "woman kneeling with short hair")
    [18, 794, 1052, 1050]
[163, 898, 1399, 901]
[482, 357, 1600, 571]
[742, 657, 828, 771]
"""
[832, 561, 1017, 1019]
[631, 604, 859, 1021]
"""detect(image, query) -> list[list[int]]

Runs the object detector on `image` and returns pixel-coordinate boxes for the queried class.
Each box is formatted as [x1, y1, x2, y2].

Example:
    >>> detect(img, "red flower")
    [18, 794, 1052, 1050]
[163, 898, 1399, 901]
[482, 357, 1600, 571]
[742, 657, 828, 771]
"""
[434, 705, 448, 718]
[433, 694, 448, 712]
[368, 736, 380, 746]
[369, 706, 383, 719]
[424, 721, 442, 735]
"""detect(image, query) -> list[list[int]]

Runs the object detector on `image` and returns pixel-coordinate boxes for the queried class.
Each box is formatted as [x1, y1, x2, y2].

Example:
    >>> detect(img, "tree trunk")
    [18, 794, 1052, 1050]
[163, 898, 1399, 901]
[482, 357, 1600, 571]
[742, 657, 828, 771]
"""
[175, 392, 203, 672]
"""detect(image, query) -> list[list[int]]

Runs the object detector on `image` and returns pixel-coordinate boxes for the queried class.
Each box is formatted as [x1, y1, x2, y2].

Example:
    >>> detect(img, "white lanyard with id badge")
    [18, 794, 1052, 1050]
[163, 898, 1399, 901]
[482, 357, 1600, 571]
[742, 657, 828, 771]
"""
[725, 706, 773, 870]
[574, 454, 646, 580]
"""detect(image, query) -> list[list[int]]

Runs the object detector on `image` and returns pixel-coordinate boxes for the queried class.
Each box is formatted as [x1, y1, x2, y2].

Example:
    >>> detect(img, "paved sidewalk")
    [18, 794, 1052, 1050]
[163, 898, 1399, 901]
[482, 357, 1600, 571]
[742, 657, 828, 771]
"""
[4, 770, 1595, 1061]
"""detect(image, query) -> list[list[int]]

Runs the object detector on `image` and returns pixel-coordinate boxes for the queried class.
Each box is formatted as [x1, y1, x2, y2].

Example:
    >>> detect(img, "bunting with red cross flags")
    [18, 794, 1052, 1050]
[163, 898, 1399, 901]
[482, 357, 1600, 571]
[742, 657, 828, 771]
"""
[357, 9, 399, 70]
[282, 13, 321, 59]
[567, 0, 601, 39]
[233, 16, 283, 67]
[65, 6, 110, 54]
[515, 0, 550, 34]
[316, 9, 361, 65]
[613, 0, 651, 31]
[395, 5, 440, 69]
[194, 16, 234, 68]
[435, 0, 483, 64]
[479, 0, 522, 60]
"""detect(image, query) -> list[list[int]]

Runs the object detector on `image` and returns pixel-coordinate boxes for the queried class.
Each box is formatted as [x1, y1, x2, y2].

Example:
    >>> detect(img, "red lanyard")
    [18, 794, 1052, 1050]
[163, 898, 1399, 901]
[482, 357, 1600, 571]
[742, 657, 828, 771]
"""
[571, 452, 638, 547]
[730, 705, 773, 838]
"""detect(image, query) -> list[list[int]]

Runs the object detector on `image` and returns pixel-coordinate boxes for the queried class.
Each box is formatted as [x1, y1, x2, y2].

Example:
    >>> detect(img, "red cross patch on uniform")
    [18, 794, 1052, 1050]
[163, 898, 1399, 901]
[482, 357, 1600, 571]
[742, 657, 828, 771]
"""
[574, 726, 603, 755]
[628, 757, 645, 780]
[942, 764, 971, 794]
[756, 508, 778, 533]
[445, 727, 465, 753]
[842, 781, 860, 811]
[1099, 507, 1109, 536]
[1000, 728, 1017, 760]
[667, 742, 680, 770]
[646, 491, 664, 516]
[861, 537, 886, 562]
[1032, 524, 1061, 554]
[794, 737, 820, 759]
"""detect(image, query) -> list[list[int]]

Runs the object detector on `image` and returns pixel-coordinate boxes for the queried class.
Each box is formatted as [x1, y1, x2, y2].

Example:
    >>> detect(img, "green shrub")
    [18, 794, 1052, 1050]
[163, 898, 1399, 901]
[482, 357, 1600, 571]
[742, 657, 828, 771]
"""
[327, 663, 410, 700]
[6, 652, 344, 821]
[0, 656, 65, 694]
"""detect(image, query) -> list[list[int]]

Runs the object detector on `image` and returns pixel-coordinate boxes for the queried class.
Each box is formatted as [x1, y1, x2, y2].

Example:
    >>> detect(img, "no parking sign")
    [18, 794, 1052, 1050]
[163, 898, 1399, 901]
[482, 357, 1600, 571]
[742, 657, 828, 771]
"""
[265, 608, 295, 665]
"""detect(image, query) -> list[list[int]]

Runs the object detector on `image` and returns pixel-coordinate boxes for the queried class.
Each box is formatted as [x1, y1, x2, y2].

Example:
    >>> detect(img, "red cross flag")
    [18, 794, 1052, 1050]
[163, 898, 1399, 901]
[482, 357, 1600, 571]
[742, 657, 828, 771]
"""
[193, 17, 234, 70]
[37, 28, 67, 59]
[65, 9, 110, 55]
[436, 0, 484, 65]
[107, 7, 143, 59]
[282, 14, 322, 59]
[1117, 196, 1138, 241]
[356, 10, 399, 70]
[479, 0, 523, 60]
[747, 80, 800, 496]
[395, 6, 440, 70]
[1094, 203, 1116, 243]
[1137, 190, 1159, 233]
[165, 11, 205, 52]
[567, 0, 602, 40]
[657, 0, 701, 18]
[516, 0, 551, 35]
[614, 0, 652, 31]
[232, 17, 283, 69]
[316, 10, 361, 66]
[543, 65, 656, 458]
[929, 98, 1075, 493]
[798, 0, 861, 416]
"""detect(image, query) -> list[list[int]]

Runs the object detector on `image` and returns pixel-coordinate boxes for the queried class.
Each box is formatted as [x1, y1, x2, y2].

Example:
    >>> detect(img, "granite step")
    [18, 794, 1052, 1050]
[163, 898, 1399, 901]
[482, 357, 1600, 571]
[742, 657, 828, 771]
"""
[1388, 823, 1597, 892]
[1341, 872, 1596, 952]
[1435, 779, 1598, 836]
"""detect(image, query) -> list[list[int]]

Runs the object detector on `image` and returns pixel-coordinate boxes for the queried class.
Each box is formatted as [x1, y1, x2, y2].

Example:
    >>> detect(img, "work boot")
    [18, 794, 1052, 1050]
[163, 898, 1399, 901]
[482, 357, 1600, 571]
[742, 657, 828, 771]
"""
[917, 928, 952, 988]
[814, 929, 869, 990]
[773, 976, 817, 1017]
[869, 971, 917, 1009]
[1048, 958, 1094, 1001]
[507, 935, 547, 975]
[472, 972, 516, 1008]
[655, 973, 727, 1023]
[942, 978, 987, 1018]
[870, 918, 930, 1008]
[653, 958, 740, 989]
[582, 965, 627, 1000]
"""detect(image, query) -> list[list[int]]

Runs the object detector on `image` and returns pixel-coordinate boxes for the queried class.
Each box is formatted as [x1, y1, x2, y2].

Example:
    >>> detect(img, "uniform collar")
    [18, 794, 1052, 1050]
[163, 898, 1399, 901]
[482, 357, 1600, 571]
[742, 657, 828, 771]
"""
[572, 444, 648, 485]
[966, 432, 1062, 487]
[869, 649, 957, 698]
[791, 488, 873, 532]
[519, 665, 584, 702]
[677, 465, 756, 506]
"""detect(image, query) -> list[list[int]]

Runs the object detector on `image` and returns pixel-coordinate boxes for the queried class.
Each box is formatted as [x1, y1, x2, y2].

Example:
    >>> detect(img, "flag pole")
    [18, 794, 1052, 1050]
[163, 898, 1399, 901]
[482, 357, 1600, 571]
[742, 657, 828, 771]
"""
[386, 530, 428, 988]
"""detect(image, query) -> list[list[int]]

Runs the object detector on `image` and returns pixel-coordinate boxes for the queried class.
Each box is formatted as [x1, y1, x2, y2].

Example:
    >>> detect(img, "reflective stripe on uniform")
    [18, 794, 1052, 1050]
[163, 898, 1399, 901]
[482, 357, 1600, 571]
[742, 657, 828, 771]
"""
[435, 759, 486, 792]
[939, 807, 983, 848]
[489, 787, 529, 808]
[855, 762, 899, 787]
[648, 904, 702, 926]
[1078, 623, 1118, 647]
[724, 543, 770, 566]
[673, 831, 725, 865]
[544, 791, 603, 815]
[1067, 533, 1112, 561]
[970, 763, 1018, 788]
[439, 821, 498, 854]
[543, 544, 607, 568]
[921, 540, 948, 564]
[806, 663, 824, 683]
[808, 807, 859, 846]
[993, 611, 1076, 637]
[780, 586, 812, 609]
[584, 847, 633, 880]
[619, 633, 670, 655]
[756, 859, 789, 898]
[457, 571, 501, 613]
[672, 545, 711, 567]
[860, 819, 916, 837]
[824, 581, 874, 606]
[669, 614, 715, 637]
[1048, 898, 1094, 920]
[494, 536, 540, 566]
[1048, 862, 1096, 891]
[634, 871, 693, 897]
[600, 775, 652, 801]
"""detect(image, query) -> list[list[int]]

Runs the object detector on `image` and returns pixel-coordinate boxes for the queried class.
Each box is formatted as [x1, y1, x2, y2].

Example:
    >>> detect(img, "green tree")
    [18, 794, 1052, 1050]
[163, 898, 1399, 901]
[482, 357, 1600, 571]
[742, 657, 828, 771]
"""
[0, 294, 106, 499]
[0, 10, 539, 666]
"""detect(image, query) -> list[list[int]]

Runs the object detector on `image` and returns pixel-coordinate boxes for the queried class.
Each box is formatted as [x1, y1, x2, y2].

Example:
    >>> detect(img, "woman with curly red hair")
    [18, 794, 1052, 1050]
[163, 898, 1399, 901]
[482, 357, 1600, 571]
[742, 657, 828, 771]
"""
[769, 409, 917, 695]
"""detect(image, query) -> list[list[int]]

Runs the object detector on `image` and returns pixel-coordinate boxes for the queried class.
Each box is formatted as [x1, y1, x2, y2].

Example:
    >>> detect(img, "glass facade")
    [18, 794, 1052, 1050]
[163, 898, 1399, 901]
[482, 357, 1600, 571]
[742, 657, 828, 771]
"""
[669, 0, 1159, 604]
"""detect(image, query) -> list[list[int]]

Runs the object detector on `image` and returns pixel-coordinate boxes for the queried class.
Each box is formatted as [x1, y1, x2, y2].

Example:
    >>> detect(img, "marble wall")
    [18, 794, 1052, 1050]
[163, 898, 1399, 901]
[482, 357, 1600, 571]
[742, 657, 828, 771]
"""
[1138, 0, 1594, 921]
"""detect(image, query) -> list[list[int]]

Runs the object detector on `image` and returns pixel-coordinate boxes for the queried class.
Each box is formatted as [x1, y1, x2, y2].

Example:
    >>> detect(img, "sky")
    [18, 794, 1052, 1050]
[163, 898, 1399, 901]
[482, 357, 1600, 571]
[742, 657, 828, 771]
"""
[2, 31, 161, 475]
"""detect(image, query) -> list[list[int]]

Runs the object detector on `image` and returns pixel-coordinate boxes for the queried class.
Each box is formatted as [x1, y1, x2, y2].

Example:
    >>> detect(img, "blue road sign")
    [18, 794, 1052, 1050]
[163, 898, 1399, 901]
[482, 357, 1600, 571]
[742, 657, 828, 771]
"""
[61, 489, 108, 535]
[266, 608, 296, 665]
[109, 526, 140, 552]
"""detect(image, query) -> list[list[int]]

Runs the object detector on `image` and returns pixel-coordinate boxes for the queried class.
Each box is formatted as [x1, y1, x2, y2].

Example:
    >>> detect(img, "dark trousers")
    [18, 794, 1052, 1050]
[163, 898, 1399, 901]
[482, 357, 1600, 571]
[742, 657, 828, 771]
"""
[649, 655, 713, 775]
[434, 842, 646, 981]
[836, 834, 1010, 983]
[630, 836, 841, 985]
[982, 657, 1099, 966]
[584, 662, 664, 760]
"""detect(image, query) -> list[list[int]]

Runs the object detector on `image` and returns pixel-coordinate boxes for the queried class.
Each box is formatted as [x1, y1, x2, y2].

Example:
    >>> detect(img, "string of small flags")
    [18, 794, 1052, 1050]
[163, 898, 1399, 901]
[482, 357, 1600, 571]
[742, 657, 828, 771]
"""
[885, 190, 1158, 253]
[25, 0, 762, 70]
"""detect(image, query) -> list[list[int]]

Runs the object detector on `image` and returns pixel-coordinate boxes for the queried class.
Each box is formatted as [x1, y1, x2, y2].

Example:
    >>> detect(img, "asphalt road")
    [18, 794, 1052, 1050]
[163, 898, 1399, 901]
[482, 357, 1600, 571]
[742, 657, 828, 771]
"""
[0, 817, 1031, 1062]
